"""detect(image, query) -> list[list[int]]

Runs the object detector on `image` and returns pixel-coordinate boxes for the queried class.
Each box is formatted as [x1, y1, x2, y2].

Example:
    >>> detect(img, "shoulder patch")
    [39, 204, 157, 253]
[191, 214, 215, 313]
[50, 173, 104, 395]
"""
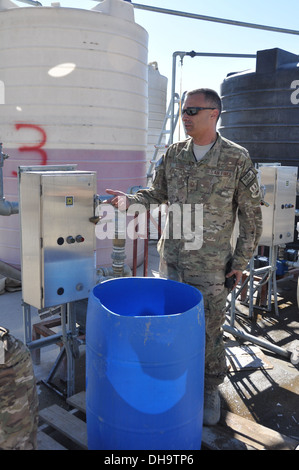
[240, 168, 256, 187]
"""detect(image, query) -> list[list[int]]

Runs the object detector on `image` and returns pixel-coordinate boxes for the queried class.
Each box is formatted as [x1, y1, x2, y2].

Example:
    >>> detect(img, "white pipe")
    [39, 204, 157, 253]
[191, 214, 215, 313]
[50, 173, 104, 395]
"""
[0, 196, 19, 215]
[132, 3, 299, 36]
[0, 144, 19, 215]
[0, 260, 21, 280]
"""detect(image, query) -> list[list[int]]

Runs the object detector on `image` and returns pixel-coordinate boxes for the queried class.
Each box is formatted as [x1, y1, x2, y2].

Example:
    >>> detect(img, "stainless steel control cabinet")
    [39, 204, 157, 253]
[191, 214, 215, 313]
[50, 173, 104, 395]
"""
[20, 170, 97, 309]
[259, 166, 297, 246]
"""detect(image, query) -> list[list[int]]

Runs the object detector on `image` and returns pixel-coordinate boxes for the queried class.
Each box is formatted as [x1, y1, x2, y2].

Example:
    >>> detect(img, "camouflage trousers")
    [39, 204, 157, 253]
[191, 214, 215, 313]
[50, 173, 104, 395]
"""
[0, 332, 39, 450]
[159, 260, 228, 388]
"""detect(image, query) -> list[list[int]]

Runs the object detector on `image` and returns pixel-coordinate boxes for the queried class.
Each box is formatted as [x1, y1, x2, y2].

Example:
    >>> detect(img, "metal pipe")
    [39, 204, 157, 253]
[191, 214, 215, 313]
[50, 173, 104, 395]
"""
[0, 144, 19, 215]
[97, 264, 131, 283]
[26, 333, 62, 351]
[0, 260, 21, 281]
[223, 324, 291, 359]
[0, 195, 19, 215]
[111, 209, 127, 277]
[62, 302, 76, 397]
[132, 3, 299, 36]
[143, 210, 149, 277]
[16, 0, 42, 6]
[170, 51, 256, 143]
[96, 195, 130, 278]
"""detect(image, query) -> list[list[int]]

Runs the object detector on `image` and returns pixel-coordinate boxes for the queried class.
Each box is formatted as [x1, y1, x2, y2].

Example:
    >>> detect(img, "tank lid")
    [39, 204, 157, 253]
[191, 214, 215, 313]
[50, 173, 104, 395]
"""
[256, 48, 299, 74]
[91, 0, 134, 22]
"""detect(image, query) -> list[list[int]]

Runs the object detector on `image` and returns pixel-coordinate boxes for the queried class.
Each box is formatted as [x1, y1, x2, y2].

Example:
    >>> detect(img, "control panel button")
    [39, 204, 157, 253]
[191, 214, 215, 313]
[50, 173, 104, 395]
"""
[57, 237, 64, 245]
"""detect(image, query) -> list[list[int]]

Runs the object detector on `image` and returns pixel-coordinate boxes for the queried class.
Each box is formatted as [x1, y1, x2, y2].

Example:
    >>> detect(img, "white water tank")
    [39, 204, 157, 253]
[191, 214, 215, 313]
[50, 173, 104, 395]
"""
[146, 63, 167, 239]
[146, 62, 168, 171]
[0, 0, 148, 267]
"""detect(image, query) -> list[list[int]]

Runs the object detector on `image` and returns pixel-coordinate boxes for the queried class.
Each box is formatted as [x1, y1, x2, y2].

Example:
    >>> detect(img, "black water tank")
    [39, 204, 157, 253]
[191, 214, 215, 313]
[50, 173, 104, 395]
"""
[220, 48, 299, 249]
[220, 48, 299, 168]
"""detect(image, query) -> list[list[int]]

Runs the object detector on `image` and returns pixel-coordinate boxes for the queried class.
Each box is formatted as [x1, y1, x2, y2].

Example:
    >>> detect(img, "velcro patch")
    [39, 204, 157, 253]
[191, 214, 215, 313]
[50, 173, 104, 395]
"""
[207, 169, 233, 177]
[240, 168, 256, 187]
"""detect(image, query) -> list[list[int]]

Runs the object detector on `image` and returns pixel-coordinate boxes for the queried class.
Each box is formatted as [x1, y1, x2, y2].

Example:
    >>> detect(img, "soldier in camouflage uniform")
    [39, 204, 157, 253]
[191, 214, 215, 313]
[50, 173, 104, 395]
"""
[106, 88, 262, 425]
[0, 327, 39, 450]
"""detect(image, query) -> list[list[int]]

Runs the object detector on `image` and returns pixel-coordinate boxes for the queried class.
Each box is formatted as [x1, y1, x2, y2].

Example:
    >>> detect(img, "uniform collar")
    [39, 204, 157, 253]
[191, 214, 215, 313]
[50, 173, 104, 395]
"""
[177, 133, 222, 167]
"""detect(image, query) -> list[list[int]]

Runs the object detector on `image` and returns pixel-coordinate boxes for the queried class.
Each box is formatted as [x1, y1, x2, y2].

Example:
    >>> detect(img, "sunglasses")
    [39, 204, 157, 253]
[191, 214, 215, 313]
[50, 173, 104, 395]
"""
[182, 107, 216, 116]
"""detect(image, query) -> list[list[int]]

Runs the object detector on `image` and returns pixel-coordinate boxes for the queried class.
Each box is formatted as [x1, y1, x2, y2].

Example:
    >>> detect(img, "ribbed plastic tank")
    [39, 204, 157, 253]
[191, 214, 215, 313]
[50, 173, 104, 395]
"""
[146, 62, 167, 239]
[0, 0, 148, 267]
[146, 62, 168, 170]
[220, 48, 299, 168]
[86, 277, 205, 450]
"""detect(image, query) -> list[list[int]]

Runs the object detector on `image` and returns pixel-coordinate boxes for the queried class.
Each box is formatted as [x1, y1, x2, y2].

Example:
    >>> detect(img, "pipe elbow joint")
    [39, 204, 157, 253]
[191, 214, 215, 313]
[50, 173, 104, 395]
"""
[0, 198, 19, 216]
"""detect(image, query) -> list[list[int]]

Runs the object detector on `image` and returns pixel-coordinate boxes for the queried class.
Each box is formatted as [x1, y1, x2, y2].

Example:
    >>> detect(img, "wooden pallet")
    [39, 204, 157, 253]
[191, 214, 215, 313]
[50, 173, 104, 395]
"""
[38, 399, 88, 450]
[38, 391, 298, 451]
[204, 411, 298, 450]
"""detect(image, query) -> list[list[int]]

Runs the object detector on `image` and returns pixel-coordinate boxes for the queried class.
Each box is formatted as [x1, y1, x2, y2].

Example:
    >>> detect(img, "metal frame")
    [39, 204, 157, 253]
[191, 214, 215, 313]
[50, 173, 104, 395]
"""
[23, 301, 79, 397]
[232, 246, 279, 319]
[146, 91, 185, 180]
[224, 245, 299, 363]
[223, 246, 292, 360]
[169, 51, 256, 144]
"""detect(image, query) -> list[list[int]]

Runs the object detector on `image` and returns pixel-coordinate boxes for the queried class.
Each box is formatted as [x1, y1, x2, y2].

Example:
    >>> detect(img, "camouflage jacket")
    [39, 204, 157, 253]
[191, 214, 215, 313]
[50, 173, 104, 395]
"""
[129, 133, 262, 273]
[0, 329, 38, 450]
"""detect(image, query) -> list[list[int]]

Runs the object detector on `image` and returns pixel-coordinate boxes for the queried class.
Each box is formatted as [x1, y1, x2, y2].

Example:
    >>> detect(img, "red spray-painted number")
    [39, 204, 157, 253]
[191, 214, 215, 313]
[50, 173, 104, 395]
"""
[12, 123, 47, 176]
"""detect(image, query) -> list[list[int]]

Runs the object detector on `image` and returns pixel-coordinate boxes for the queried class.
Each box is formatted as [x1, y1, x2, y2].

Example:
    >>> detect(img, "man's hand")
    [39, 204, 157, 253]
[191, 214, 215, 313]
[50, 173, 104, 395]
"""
[226, 269, 242, 291]
[105, 189, 130, 211]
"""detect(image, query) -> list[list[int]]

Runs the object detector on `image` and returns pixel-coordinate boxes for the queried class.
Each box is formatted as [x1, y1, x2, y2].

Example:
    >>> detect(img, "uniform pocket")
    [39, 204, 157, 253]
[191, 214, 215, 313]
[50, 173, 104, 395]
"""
[167, 168, 188, 203]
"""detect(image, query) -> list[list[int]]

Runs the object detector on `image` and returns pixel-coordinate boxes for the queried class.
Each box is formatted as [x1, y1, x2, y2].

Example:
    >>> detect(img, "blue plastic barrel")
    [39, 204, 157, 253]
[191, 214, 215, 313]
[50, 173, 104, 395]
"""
[86, 277, 205, 450]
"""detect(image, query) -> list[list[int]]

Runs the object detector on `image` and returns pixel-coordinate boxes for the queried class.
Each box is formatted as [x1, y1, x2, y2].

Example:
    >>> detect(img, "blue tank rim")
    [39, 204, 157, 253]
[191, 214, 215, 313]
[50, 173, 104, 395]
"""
[89, 276, 203, 319]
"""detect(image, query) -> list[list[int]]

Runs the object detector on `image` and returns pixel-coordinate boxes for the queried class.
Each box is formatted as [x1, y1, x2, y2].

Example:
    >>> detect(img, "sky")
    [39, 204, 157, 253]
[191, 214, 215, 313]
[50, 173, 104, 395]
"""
[16, 0, 299, 101]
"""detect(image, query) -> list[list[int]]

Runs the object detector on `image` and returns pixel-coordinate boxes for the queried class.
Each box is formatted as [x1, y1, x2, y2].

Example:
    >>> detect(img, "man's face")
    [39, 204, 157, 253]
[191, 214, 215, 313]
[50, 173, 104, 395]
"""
[182, 93, 217, 139]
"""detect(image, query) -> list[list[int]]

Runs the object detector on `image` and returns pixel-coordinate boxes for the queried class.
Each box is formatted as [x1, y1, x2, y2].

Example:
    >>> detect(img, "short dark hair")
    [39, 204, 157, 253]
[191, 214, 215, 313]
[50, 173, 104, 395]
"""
[186, 88, 222, 120]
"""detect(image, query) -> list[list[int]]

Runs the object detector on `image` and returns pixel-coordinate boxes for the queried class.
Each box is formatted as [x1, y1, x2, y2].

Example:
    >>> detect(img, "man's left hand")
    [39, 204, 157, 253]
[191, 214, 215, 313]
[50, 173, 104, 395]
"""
[226, 269, 242, 290]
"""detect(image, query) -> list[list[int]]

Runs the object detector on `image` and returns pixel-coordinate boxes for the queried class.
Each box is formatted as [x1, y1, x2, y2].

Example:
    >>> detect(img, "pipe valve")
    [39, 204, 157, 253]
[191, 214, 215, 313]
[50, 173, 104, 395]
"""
[0, 143, 19, 216]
